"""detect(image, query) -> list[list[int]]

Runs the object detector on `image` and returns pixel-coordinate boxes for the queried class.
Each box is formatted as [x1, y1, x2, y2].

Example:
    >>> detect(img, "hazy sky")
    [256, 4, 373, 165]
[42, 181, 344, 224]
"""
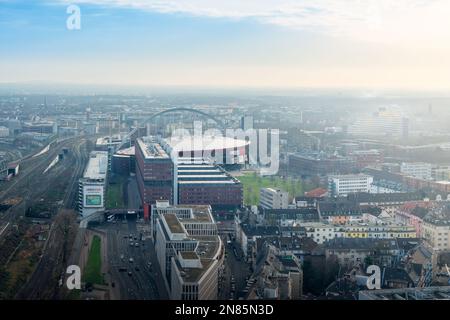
[2, 0, 450, 90]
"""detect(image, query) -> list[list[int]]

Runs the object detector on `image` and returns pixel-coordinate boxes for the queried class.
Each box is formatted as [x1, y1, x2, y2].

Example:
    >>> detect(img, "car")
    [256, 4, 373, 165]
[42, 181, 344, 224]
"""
[129, 258, 134, 263]
[135, 267, 140, 271]
[111, 282, 115, 288]
[135, 243, 140, 247]
[128, 271, 132, 276]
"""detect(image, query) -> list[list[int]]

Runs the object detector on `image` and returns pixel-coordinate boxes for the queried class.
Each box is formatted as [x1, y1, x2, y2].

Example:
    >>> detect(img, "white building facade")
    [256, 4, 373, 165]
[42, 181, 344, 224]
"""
[328, 174, 373, 197]
[400, 162, 432, 180]
[260, 188, 289, 209]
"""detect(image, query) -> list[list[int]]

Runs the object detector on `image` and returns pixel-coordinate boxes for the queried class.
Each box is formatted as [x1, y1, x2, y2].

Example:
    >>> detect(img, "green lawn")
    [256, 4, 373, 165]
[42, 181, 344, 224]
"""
[83, 235, 104, 285]
[105, 175, 126, 209]
[239, 172, 304, 206]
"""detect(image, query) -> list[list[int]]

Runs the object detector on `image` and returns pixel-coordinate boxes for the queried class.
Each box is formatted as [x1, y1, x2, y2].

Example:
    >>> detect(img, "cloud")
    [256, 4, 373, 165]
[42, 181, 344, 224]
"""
[54, 0, 450, 44]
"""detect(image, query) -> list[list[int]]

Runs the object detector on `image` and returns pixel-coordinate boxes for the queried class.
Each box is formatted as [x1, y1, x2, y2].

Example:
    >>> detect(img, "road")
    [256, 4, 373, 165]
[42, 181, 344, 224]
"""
[127, 176, 141, 210]
[103, 218, 169, 300]
[221, 239, 252, 300]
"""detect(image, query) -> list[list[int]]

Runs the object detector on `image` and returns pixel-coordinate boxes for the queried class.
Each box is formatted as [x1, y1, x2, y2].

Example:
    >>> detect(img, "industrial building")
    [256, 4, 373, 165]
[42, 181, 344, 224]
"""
[78, 151, 108, 217]
[152, 201, 224, 300]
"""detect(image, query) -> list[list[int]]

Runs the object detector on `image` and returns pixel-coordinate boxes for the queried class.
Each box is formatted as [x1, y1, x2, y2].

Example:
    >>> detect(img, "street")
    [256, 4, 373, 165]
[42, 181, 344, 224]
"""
[102, 218, 169, 300]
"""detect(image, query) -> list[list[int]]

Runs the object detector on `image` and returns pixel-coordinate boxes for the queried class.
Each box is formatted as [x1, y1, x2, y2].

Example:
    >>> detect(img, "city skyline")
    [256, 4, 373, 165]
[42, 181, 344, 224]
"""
[2, 0, 450, 90]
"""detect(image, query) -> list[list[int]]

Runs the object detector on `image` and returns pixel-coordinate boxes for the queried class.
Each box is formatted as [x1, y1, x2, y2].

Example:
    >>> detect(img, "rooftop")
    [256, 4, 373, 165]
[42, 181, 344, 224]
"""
[359, 286, 450, 300]
[137, 138, 170, 159]
[328, 173, 373, 180]
[163, 214, 185, 234]
[324, 238, 400, 251]
[166, 135, 249, 152]
[115, 146, 135, 156]
[83, 151, 108, 180]
[177, 164, 241, 185]
[174, 235, 221, 283]
[304, 188, 328, 198]
[179, 251, 199, 260]
[177, 205, 214, 223]
[96, 135, 123, 146]
[318, 201, 362, 216]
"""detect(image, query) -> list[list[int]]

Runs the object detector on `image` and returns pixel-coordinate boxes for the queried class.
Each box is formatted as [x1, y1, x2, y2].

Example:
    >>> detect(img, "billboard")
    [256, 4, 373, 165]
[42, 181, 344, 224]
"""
[83, 185, 104, 208]
[85, 194, 101, 206]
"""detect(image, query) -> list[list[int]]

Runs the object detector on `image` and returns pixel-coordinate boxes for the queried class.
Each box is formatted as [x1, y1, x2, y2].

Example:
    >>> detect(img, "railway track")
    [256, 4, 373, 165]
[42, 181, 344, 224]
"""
[14, 139, 89, 299]
[0, 137, 83, 238]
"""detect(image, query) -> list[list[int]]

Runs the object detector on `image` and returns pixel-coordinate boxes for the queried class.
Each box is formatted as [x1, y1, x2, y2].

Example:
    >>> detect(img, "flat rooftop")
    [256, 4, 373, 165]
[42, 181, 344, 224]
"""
[329, 173, 373, 179]
[359, 286, 450, 300]
[83, 151, 108, 180]
[163, 214, 185, 234]
[178, 174, 229, 179]
[137, 138, 169, 159]
[177, 205, 215, 223]
[178, 180, 238, 185]
[166, 135, 249, 152]
[180, 251, 199, 260]
[96, 135, 123, 146]
[115, 146, 135, 156]
[177, 164, 241, 185]
[174, 235, 221, 283]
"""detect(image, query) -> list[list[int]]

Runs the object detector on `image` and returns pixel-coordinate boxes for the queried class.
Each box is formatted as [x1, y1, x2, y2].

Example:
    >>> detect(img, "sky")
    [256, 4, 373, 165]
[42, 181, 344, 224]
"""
[1, 0, 450, 90]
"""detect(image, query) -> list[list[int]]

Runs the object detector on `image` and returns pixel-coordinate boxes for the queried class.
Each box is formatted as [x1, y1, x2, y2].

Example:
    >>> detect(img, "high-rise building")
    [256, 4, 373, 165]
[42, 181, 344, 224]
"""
[240, 115, 254, 131]
[135, 137, 174, 219]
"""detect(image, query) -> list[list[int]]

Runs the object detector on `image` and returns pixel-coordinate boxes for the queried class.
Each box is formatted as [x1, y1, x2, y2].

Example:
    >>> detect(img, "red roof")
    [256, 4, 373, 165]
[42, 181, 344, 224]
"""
[305, 188, 328, 198]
